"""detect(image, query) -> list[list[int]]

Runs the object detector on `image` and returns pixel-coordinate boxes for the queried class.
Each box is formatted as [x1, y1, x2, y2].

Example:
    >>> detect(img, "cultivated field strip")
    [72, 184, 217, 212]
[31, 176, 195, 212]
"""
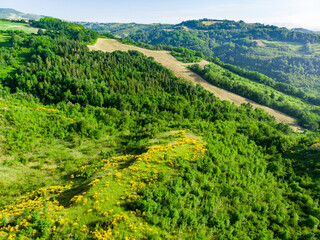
[89, 38, 301, 131]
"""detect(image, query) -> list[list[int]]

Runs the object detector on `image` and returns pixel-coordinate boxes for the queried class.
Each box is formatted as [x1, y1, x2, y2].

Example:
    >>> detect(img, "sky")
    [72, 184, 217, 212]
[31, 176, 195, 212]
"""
[2, 0, 320, 30]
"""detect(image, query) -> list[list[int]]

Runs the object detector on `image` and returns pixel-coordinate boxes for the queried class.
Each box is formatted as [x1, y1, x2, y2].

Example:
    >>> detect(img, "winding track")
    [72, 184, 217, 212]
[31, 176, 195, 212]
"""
[88, 38, 302, 131]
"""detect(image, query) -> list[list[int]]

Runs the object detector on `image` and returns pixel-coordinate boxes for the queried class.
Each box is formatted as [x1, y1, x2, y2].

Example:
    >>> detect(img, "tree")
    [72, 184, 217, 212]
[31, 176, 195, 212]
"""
[304, 42, 313, 54]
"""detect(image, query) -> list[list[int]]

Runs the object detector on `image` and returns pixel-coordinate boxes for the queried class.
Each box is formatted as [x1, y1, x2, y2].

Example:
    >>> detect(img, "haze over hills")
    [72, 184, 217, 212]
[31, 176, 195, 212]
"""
[80, 20, 320, 37]
[2, 8, 319, 34]
[292, 28, 320, 34]
[0, 8, 45, 21]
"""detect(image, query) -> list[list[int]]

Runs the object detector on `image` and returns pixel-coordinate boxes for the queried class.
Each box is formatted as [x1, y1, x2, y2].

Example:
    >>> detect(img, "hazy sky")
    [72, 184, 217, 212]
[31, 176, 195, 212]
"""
[3, 0, 320, 30]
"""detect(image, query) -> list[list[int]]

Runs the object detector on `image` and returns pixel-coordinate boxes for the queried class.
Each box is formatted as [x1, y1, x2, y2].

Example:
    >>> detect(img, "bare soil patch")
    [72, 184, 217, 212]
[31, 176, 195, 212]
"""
[202, 21, 219, 26]
[88, 38, 302, 131]
[182, 26, 191, 31]
[253, 39, 266, 47]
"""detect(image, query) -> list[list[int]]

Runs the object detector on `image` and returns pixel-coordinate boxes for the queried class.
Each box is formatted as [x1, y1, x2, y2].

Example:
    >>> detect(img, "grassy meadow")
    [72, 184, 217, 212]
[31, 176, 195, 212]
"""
[0, 20, 39, 34]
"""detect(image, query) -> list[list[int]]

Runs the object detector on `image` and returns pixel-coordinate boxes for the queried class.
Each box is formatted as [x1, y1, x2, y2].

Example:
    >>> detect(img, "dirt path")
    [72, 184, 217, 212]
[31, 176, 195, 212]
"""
[88, 38, 302, 132]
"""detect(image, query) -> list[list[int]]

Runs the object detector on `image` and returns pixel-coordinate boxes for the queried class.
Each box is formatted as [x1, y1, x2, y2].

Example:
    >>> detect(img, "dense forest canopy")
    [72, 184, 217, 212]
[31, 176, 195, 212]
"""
[178, 19, 320, 43]
[0, 18, 319, 239]
[31, 17, 99, 44]
[80, 22, 172, 38]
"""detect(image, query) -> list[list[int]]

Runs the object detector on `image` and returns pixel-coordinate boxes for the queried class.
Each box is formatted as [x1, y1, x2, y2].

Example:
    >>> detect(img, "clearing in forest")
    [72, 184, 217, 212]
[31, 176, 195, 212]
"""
[252, 39, 266, 46]
[0, 20, 39, 34]
[88, 38, 301, 131]
[202, 20, 219, 25]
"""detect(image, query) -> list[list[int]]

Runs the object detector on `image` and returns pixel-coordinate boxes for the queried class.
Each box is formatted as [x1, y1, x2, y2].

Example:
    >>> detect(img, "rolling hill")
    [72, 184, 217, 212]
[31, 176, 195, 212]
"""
[80, 22, 171, 38]
[292, 28, 320, 34]
[82, 19, 320, 97]
[0, 8, 45, 21]
[88, 38, 301, 131]
[0, 18, 320, 239]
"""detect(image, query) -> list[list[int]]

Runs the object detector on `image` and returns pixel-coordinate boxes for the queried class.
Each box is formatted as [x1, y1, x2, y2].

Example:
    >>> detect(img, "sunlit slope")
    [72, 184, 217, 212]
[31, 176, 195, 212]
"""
[89, 38, 299, 129]
[0, 130, 208, 239]
[0, 20, 39, 34]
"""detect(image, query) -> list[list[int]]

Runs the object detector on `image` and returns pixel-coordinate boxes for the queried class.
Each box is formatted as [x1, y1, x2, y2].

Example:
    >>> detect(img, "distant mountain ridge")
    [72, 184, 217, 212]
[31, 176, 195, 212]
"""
[0, 8, 45, 21]
[291, 27, 320, 34]
[83, 18, 320, 96]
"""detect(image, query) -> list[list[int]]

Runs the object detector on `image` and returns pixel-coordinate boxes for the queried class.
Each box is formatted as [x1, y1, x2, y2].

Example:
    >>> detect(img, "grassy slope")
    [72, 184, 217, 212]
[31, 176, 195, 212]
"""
[0, 20, 39, 34]
[1, 97, 319, 239]
[0, 22, 319, 239]
[56, 131, 205, 239]
[0, 98, 205, 239]
[0, 58, 216, 239]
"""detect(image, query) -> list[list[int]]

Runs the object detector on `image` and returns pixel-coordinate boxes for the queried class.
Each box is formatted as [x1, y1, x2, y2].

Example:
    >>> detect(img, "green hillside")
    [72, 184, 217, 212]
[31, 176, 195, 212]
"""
[0, 8, 44, 21]
[90, 34, 320, 130]
[90, 19, 320, 97]
[190, 61, 320, 130]
[80, 22, 171, 38]
[0, 18, 320, 239]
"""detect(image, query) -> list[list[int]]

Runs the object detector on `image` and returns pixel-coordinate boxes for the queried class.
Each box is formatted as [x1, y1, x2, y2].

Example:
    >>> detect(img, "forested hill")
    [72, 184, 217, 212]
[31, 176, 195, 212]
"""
[82, 19, 320, 131]
[80, 22, 172, 38]
[83, 18, 320, 97]
[0, 18, 320, 239]
[292, 28, 320, 35]
[177, 19, 320, 43]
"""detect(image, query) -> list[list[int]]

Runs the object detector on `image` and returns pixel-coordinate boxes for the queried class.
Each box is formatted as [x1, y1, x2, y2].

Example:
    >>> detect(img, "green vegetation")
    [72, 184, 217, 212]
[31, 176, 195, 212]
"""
[0, 20, 39, 34]
[208, 58, 320, 106]
[190, 62, 320, 130]
[103, 18, 320, 96]
[31, 17, 99, 44]
[171, 46, 204, 63]
[0, 18, 320, 239]
[0, 33, 10, 47]
[80, 22, 172, 37]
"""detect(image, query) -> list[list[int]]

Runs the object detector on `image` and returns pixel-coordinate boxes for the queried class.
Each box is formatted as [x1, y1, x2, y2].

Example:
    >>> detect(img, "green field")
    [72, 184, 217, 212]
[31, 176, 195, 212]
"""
[262, 40, 320, 55]
[0, 20, 39, 34]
